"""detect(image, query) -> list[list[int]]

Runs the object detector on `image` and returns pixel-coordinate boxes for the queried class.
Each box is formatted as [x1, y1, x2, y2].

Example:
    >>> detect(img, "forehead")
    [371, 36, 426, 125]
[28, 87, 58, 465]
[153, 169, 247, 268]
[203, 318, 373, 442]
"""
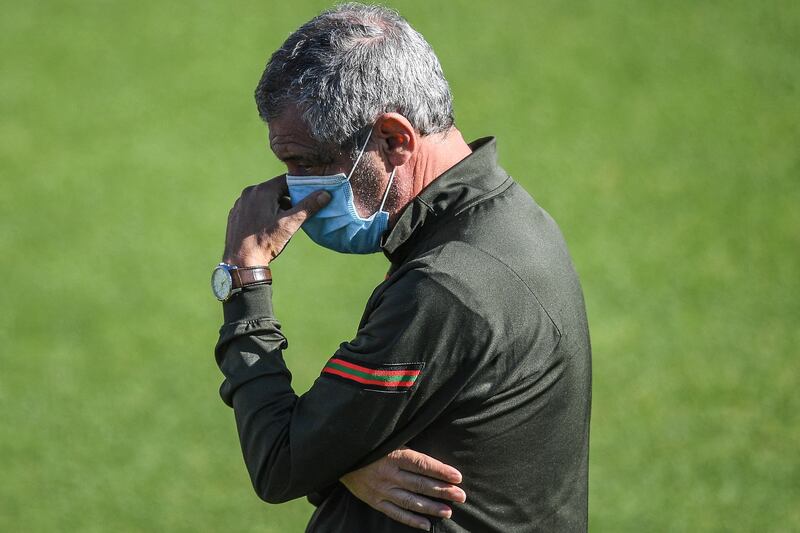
[268, 108, 327, 160]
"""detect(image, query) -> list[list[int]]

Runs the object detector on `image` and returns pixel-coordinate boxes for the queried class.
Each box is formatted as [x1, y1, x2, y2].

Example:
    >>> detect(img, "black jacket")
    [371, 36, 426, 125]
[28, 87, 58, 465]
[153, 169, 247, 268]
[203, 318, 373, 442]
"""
[215, 137, 592, 532]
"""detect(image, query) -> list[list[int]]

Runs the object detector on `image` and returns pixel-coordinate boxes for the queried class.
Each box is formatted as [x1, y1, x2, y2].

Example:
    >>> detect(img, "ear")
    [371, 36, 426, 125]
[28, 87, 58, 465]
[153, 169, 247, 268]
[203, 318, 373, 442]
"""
[373, 113, 417, 169]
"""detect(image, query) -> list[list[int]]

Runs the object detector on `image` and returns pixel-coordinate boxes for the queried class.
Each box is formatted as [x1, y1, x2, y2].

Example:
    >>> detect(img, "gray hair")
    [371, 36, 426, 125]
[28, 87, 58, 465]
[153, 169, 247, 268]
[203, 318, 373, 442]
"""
[255, 2, 455, 149]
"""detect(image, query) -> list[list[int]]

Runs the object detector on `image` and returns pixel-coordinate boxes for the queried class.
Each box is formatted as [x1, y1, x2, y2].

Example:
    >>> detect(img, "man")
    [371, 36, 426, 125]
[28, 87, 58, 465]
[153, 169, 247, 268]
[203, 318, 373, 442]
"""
[213, 3, 591, 532]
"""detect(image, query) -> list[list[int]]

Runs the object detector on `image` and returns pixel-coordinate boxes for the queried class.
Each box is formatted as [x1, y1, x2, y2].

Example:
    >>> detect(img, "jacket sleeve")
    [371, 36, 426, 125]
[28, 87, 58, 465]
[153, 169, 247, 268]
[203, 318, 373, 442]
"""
[214, 270, 492, 504]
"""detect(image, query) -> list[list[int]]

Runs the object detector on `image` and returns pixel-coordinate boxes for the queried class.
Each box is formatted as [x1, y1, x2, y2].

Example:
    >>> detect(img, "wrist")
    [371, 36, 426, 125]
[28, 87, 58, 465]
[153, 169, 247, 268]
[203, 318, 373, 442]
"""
[212, 263, 272, 302]
[224, 238, 279, 268]
[224, 253, 272, 269]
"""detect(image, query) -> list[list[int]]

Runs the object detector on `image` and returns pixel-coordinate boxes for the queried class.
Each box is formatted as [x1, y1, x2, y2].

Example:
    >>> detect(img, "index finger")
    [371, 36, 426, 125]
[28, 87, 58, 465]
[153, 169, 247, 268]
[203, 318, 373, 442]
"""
[390, 448, 462, 484]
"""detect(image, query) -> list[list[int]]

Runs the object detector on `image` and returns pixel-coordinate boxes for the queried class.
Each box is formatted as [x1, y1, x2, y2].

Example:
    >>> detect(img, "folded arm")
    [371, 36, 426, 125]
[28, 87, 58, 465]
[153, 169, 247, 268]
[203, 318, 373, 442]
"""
[215, 177, 477, 522]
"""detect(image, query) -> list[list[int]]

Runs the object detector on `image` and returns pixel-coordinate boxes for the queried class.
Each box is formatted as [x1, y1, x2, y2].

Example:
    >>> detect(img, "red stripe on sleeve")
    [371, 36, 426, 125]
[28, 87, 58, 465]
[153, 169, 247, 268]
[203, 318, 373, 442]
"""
[322, 367, 417, 388]
[329, 357, 421, 377]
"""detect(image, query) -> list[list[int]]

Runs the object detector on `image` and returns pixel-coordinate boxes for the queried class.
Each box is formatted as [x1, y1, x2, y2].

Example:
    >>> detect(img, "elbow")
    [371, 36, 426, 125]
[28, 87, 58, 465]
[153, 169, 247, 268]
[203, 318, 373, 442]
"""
[236, 407, 312, 503]
[255, 488, 289, 505]
[249, 460, 299, 504]
[253, 479, 292, 504]
[237, 414, 299, 503]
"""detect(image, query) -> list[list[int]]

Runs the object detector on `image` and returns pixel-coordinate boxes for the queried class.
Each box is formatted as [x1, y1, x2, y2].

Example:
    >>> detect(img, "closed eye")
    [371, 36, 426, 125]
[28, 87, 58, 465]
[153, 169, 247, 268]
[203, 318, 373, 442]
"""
[286, 162, 319, 175]
[284, 155, 337, 176]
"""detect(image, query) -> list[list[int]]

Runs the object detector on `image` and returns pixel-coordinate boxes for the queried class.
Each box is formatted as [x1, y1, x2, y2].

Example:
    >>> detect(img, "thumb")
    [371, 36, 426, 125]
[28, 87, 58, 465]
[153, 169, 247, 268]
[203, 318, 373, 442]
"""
[282, 190, 330, 234]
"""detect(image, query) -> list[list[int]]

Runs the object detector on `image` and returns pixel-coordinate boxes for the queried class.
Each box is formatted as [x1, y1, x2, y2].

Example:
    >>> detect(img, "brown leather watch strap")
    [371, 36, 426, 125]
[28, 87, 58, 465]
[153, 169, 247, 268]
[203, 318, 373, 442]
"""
[231, 266, 272, 289]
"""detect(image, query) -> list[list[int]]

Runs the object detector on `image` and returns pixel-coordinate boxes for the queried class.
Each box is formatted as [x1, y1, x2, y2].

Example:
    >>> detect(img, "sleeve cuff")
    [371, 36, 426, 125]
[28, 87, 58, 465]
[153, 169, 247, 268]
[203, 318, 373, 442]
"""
[222, 283, 275, 324]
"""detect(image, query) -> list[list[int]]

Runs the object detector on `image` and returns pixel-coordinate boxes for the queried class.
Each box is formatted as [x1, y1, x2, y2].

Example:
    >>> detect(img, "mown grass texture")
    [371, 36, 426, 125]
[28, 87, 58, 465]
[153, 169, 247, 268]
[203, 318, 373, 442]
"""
[1, 1, 798, 531]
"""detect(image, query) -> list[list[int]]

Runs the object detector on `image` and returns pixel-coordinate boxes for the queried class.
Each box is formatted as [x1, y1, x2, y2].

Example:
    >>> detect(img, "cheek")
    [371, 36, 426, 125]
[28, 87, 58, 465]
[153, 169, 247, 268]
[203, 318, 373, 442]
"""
[285, 163, 303, 175]
[320, 163, 350, 175]
[347, 161, 383, 215]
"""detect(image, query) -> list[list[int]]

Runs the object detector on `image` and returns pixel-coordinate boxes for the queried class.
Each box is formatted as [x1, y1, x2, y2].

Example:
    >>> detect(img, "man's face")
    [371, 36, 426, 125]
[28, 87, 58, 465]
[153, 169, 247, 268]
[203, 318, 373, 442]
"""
[268, 108, 390, 218]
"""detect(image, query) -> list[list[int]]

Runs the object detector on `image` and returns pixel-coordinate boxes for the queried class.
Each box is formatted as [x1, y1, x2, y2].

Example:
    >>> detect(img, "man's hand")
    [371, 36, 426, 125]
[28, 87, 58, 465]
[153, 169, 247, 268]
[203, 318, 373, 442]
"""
[340, 448, 467, 531]
[223, 175, 330, 266]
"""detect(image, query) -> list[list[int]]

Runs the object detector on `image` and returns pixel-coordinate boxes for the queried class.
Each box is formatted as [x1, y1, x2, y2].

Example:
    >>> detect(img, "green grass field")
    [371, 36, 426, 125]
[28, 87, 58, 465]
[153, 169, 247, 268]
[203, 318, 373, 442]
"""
[1, 1, 798, 531]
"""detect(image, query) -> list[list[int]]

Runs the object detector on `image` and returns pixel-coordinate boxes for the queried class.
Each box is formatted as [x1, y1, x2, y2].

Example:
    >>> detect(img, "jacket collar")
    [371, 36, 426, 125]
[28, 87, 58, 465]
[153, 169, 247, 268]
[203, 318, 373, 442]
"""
[381, 136, 510, 265]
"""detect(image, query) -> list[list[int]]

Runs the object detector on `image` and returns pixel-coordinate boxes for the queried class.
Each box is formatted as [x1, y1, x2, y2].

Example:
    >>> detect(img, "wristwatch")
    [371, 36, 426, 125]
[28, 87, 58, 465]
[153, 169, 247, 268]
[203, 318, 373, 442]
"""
[211, 263, 272, 301]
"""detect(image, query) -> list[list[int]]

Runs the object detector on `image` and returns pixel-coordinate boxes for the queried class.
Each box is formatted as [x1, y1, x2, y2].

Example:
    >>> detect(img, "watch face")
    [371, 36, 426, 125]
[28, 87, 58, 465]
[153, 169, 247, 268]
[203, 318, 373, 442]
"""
[211, 266, 233, 301]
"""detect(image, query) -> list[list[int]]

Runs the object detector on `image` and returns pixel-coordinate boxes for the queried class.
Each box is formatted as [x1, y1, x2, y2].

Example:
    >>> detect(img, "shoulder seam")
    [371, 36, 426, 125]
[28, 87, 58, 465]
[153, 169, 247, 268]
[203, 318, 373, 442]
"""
[466, 243, 563, 338]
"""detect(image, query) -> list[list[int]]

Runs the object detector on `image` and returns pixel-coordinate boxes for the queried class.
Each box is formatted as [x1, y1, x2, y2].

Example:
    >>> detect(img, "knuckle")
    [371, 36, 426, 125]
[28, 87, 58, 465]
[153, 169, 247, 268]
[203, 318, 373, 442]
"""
[401, 493, 417, 510]
[398, 451, 416, 468]
[375, 480, 397, 499]
[412, 455, 428, 471]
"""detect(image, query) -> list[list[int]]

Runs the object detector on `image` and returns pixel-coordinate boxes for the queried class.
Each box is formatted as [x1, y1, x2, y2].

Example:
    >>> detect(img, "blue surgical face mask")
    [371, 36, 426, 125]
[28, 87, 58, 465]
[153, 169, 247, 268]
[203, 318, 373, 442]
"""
[286, 131, 396, 254]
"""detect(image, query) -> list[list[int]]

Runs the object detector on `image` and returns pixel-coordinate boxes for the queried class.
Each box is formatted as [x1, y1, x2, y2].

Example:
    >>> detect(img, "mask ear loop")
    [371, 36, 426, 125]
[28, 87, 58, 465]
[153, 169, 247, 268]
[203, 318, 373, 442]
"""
[346, 130, 373, 181]
[378, 167, 396, 213]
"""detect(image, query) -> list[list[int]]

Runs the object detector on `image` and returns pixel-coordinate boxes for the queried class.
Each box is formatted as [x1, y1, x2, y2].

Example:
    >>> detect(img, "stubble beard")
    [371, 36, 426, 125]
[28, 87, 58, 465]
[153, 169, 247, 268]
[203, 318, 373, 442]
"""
[349, 153, 397, 218]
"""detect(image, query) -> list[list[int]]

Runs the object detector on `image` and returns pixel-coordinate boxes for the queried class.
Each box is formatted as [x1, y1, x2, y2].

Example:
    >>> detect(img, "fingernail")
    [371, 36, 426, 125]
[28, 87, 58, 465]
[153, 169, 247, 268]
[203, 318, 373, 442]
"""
[315, 191, 331, 205]
[439, 507, 452, 518]
[419, 522, 430, 531]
